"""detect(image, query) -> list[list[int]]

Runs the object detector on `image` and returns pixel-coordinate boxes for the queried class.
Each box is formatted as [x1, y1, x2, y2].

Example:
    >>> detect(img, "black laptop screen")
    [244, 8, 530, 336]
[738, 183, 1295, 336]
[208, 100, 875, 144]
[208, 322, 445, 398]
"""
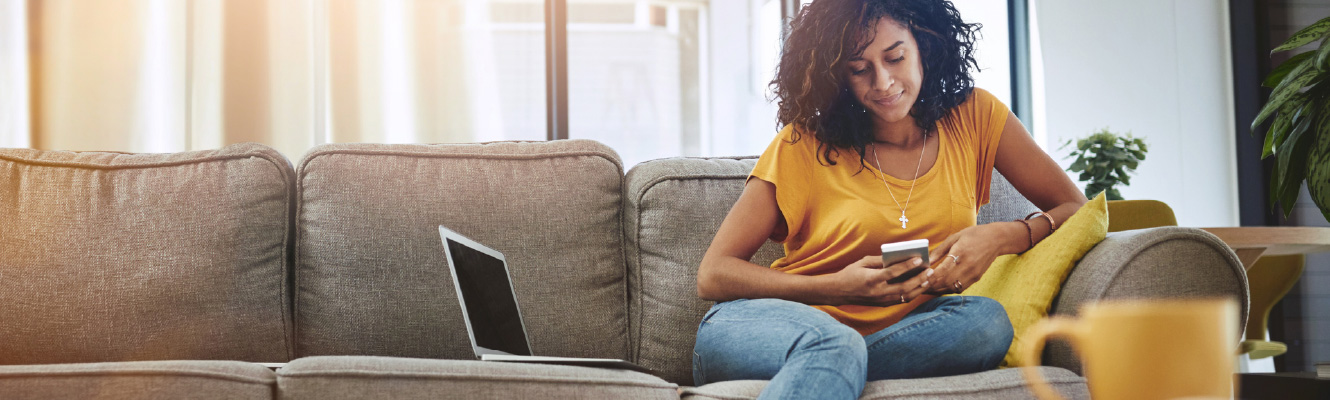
[446, 238, 532, 356]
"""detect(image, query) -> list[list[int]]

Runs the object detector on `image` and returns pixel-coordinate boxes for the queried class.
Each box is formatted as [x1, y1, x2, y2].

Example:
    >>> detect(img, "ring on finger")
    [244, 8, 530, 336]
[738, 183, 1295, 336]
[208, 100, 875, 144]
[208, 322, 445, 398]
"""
[953, 280, 964, 292]
[948, 254, 960, 264]
[900, 294, 907, 304]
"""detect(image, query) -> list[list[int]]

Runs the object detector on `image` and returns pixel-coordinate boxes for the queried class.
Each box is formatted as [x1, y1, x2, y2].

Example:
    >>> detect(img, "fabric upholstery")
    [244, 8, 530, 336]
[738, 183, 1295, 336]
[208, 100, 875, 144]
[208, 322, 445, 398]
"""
[0, 360, 276, 400]
[1105, 199, 1178, 232]
[963, 193, 1109, 367]
[976, 171, 1040, 225]
[623, 157, 784, 385]
[294, 140, 629, 361]
[276, 356, 677, 400]
[1045, 227, 1249, 374]
[681, 367, 1088, 400]
[0, 143, 295, 364]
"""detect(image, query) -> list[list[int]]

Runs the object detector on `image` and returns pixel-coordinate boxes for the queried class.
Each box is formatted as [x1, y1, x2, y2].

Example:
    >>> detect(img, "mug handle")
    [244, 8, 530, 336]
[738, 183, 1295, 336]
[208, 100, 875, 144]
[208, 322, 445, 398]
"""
[1020, 317, 1087, 400]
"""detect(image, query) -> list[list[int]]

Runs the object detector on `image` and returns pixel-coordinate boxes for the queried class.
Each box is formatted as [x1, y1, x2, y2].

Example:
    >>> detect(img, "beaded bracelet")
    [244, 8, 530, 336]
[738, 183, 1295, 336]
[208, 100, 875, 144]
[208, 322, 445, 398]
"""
[1025, 211, 1058, 231]
[1015, 219, 1034, 253]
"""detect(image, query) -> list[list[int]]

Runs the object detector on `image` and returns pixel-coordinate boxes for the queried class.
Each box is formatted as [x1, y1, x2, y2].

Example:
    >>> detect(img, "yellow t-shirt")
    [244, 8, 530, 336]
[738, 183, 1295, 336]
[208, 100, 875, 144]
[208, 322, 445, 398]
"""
[750, 88, 1009, 335]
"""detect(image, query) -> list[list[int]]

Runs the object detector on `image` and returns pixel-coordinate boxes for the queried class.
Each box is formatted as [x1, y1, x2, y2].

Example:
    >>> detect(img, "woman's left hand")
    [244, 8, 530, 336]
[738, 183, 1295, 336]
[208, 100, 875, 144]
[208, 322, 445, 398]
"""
[924, 222, 1021, 295]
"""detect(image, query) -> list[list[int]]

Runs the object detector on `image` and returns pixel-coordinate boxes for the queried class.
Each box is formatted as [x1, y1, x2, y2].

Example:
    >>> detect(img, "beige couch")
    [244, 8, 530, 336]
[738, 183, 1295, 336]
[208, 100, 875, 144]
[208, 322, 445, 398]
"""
[0, 140, 1248, 399]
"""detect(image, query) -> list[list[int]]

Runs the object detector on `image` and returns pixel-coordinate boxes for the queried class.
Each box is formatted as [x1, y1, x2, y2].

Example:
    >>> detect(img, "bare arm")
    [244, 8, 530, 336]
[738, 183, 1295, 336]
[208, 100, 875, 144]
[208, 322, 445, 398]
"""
[696, 178, 930, 305]
[991, 111, 1088, 251]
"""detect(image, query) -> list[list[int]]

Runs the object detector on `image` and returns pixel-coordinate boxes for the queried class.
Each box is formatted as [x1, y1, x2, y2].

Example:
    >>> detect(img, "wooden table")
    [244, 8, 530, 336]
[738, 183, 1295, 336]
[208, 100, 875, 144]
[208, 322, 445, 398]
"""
[1198, 227, 1330, 271]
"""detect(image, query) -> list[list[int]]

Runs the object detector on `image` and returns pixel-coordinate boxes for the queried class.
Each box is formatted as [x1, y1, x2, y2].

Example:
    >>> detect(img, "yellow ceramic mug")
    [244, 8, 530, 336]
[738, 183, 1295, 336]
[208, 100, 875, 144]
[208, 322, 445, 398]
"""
[1020, 298, 1239, 400]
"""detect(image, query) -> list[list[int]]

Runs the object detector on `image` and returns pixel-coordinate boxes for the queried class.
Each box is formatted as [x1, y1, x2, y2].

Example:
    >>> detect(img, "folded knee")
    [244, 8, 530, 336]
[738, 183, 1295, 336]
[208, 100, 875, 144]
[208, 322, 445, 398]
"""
[961, 297, 1014, 360]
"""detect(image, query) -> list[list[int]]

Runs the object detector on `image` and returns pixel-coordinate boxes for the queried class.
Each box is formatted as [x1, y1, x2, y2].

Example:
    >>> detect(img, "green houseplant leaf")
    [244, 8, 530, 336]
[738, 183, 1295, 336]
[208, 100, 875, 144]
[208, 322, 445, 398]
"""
[1264, 92, 1307, 158]
[1317, 28, 1330, 69]
[1265, 51, 1315, 88]
[1271, 16, 1330, 53]
[1307, 113, 1330, 223]
[1253, 60, 1319, 131]
[1275, 115, 1315, 202]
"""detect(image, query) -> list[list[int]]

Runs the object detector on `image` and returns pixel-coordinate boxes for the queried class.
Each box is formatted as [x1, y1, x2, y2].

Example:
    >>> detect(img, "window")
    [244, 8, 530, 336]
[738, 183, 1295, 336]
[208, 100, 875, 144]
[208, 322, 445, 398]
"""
[4, 0, 1027, 164]
[566, 0, 776, 167]
[324, 0, 547, 144]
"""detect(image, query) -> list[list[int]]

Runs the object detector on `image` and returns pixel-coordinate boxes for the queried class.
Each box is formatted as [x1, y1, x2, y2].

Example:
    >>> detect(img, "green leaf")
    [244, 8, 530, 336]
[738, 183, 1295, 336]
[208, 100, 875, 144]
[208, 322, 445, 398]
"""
[1267, 98, 1307, 157]
[1273, 114, 1317, 218]
[1069, 157, 1086, 172]
[1272, 16, 1330, 53]
[1263, 118, 1279, 158]
[1094, 166, 1110, 182]
[1306, 114, 1330, 223]
[1318, 33, 1330, 70]
[1277, 168, 1303, 218]
[1253, 61, 1319, 131]
[1079, 171, 1092, 181]
[1265, 51, 1315, 88]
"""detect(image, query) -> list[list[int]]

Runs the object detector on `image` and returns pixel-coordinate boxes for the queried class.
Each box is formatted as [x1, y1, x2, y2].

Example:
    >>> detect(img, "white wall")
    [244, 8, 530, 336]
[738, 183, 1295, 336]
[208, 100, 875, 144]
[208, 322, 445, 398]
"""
[1034, 0, 1238, 227]
[0, 0, 29, 148]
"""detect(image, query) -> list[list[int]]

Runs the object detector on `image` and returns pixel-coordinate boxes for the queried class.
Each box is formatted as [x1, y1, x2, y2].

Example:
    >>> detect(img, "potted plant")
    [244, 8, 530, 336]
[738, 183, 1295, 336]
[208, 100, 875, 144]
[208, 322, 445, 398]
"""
[1060, 128, 1147, 201]
[1254, 15, 1330, 222]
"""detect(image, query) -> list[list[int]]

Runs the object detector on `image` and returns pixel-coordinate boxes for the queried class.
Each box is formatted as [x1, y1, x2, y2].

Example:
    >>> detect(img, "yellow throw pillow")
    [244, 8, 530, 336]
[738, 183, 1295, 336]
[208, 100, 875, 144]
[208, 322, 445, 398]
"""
[962, 192, 1109, 367]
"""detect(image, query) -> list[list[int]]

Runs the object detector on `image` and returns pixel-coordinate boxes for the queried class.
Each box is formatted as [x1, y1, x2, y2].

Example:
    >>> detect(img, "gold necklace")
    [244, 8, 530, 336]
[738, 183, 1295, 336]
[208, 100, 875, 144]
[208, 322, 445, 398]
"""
[871, 136, 927, 229]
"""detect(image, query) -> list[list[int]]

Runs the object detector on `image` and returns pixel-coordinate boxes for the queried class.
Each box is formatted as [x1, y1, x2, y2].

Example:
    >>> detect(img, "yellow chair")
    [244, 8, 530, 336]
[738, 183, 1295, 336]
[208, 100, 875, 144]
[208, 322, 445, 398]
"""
[1106, 199, 1178, 232]
[1239, 254, 1304, 359]
[1107, 199, 1302, 359]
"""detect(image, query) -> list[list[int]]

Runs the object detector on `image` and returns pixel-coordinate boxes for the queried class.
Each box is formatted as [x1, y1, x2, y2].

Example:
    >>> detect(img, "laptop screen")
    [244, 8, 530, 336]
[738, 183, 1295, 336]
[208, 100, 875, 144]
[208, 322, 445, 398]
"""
[445, 237, 533, 357]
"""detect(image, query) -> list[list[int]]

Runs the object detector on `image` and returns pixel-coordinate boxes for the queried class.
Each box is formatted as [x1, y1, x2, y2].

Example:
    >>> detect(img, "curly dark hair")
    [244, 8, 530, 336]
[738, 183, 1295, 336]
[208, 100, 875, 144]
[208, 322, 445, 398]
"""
[770, 0, 981, 167]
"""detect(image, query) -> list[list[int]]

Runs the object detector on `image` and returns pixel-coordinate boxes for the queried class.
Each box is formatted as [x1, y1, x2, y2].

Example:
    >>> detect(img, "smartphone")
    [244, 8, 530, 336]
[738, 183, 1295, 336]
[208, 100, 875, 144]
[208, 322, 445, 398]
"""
[881, 239, 930, 284]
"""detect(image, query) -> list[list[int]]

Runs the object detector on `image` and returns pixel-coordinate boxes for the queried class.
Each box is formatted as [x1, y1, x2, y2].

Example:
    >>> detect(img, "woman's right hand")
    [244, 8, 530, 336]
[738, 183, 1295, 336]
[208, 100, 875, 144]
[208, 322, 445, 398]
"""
[826, 255, 932, 307]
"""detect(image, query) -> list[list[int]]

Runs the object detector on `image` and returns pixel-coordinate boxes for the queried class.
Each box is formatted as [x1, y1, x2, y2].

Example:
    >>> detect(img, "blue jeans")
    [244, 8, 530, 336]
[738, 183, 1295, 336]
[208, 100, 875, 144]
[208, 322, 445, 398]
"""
[692, 296, 1013, 400]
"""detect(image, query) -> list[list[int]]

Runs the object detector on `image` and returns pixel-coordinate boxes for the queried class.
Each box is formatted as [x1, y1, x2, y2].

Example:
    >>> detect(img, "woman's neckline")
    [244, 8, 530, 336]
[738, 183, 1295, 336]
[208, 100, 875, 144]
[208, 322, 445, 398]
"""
[864, 126, 945, 185]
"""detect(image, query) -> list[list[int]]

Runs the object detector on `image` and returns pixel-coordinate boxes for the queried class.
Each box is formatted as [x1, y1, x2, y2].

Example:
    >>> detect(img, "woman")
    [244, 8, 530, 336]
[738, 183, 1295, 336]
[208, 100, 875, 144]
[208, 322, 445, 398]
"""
[692, 0, 1088, 398]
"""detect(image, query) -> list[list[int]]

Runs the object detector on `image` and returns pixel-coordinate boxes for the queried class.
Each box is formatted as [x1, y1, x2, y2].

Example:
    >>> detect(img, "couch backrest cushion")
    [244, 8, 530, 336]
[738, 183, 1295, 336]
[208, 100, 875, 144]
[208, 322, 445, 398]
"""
[977, 171, 1040, 225]
[0, 143, 295, 364]
[623, 157, 785, 385]
[294, 140, 629, 360]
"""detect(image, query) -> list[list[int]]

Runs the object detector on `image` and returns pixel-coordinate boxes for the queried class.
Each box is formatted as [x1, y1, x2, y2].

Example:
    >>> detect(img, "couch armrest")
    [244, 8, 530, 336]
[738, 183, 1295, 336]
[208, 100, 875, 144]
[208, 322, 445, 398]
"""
[1043, 226, 1250, 374]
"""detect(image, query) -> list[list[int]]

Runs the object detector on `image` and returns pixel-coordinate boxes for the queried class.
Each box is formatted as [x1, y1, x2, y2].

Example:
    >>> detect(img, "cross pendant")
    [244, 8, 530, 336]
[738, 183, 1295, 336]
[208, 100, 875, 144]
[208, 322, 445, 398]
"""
[899, 214, 909, 229]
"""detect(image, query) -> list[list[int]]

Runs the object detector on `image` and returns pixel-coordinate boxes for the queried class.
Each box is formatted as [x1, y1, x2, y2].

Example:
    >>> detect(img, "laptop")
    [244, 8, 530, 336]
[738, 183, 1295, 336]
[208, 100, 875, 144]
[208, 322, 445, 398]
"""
[438, 225, 652, 374]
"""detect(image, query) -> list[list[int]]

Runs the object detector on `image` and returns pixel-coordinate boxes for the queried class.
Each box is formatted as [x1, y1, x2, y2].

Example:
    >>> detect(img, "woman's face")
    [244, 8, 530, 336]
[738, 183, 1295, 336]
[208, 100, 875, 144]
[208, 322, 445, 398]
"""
[846, 17, 923, 127]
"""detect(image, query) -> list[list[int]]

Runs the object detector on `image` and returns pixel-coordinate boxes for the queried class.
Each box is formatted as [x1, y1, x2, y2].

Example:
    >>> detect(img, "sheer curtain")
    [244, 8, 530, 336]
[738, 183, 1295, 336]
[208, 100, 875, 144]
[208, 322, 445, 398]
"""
[1, 0, 544, 158]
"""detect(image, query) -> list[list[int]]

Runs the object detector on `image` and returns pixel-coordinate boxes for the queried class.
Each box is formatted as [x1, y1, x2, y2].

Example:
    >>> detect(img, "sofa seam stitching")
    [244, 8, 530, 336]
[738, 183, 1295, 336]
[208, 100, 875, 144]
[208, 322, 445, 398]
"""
[277, 371, 676, 388]
[0, 152, 270, 170]
[0, 370, 276, 385]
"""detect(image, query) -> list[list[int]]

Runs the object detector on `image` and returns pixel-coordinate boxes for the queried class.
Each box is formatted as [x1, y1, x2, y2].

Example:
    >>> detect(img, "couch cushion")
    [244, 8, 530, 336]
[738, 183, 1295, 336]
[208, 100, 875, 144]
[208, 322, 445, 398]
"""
[294, 140, 628, 360]
[623, 157, 785, 385]
[977, 171, 1040, 225]
[681, 367, 1088, 400]
[276, 356, 677, 399]
[0, 143, 295, 364]
[0, 360, 276, 399]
